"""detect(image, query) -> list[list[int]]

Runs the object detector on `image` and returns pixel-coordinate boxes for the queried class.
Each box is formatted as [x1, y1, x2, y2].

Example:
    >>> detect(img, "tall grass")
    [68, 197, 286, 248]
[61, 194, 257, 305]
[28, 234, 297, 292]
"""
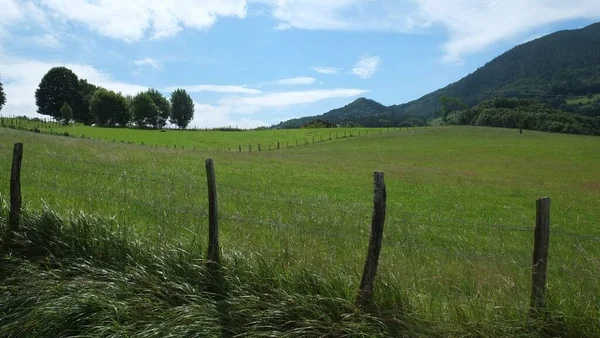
[1, 126, 599, 336]
[1, 204, 597, 337]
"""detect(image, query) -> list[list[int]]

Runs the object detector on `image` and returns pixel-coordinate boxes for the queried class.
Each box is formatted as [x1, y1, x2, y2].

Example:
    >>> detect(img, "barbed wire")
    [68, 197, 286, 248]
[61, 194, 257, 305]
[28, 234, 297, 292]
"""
[394, 216, 600, 241]
[21, 164, 206, 191]
[25, 149, 205, 183]
[219, 183, 371, 210]
[221, 212, 365, 241]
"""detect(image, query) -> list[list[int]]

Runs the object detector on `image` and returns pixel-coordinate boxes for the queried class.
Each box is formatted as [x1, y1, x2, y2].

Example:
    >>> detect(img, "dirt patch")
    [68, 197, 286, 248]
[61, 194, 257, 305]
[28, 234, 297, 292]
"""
[580, 181, 600, 192]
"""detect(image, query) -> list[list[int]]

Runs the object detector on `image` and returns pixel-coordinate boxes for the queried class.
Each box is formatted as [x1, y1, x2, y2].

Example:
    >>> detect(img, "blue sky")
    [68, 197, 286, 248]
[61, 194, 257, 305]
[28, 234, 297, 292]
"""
[1, 1, 599, 128]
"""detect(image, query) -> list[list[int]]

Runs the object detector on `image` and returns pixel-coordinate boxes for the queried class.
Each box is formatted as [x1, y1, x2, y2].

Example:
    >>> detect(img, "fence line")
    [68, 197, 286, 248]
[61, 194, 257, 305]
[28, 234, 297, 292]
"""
[7, 160, 599, 243]
[26, 149, 204, 182]
[4, 143, 600, 314]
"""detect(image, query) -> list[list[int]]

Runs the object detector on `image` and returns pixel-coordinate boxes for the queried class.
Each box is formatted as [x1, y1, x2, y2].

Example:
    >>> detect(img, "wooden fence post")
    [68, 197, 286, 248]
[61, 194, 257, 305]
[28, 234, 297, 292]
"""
[277, 141, 280, 150]
[531, 197, 551, 312]
[205, 158, 220, 268]
[356, 171, 386, 307]
[9, 143, 24, 230]
[239, 145, 242, 152]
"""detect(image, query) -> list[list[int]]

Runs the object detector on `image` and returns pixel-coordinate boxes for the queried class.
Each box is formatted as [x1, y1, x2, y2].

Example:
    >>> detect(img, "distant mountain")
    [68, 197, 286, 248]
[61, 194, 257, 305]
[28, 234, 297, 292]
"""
[276, 22, 600, 128]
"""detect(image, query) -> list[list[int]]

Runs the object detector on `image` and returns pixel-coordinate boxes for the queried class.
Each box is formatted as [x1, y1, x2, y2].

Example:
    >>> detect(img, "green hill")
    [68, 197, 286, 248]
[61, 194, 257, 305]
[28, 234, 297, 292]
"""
[277, 22, 600, 128]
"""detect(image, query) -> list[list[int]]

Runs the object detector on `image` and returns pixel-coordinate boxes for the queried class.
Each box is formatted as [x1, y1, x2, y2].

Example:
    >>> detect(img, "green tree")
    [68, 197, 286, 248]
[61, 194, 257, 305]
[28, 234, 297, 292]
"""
[79, 78, 99, 125]
[440, 96, 468, 123]
[60, 102, 73, 125]
[35, 67, 85, 122]
[146, 89, 170, 129]
[0, 77, 6, 112]
[131, 92, 158, 128]
[169, 89, 194, 129]
[90, 88, 130, 126]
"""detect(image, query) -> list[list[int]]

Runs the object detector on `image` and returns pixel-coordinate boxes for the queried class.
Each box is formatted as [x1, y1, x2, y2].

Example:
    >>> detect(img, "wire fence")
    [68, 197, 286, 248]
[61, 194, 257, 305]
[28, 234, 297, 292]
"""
[1, 145, 599, 321]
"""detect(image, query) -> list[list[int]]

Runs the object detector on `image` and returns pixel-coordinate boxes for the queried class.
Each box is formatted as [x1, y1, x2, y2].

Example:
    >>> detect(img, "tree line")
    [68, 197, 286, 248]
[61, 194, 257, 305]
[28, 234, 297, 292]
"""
[440, 96, 600, 136]
[33, 67, 195, 129]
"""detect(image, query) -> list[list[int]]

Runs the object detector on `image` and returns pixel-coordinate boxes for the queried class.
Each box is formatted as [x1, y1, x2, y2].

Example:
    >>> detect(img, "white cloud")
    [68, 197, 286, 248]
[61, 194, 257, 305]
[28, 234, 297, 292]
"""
[192, 102, 266, 129]
[2, 0, 247, 43]
[351, 55, 380, 79]
[163, 85, 261, 95]
[313, 67, 339, 75]
[266, 0, 419, 32]
[31, 34, 62, 48]
[133, 58, 163, 70]
[0, 54, 149, 117]
[0, 52, 367, 128]
[273, 76, 316, 86]
[264, 0, 600, 62]
[218, 88, 368, 113]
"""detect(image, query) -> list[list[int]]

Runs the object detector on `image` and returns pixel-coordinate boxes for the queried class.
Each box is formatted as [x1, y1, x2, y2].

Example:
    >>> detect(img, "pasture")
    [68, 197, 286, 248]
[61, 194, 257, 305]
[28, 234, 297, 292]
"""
[566, 93, 600, 105]
[0, 116, 393, 150]
[1, 125, 599, 336]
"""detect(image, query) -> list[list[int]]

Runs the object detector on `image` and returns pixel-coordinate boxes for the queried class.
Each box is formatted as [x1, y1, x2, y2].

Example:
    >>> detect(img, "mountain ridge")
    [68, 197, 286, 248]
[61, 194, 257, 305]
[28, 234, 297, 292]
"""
[276, 22, 600, 128]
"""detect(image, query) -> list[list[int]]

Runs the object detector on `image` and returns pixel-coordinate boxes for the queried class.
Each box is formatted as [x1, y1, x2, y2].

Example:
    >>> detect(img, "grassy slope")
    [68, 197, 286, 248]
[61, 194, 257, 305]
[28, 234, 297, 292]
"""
[0, 117, 393, 150]
[566, 93, 600, 105]
[1, 126, 599, 336]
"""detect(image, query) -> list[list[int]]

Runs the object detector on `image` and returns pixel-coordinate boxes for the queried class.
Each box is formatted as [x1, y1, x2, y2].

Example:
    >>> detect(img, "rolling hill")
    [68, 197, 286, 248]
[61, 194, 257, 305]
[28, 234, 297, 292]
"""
[277, 22, 600, 128]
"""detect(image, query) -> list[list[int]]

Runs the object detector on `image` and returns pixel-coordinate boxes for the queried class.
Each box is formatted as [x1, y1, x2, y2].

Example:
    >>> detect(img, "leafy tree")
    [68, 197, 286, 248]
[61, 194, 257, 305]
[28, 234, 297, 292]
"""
[79, 79, 99, 125]
[440, 96, 468, 123]
[0, 77, 6, 112]
[131, 92, 158, 128]
[114, 94, 132, 127]
[169, 89, 194, 129]
[90, 89, 130, 126]
[60, 102, 73, 125]
[146, 89, 170, 129]
[35, 67, 85, 122]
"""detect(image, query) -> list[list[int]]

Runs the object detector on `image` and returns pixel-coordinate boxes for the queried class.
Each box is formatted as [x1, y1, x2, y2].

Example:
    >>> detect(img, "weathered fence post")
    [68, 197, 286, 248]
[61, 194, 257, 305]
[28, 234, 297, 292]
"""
[239, 145, 242, 152]
[258, 143, 261, 151]
[531, 197, 551, 313]
[277, 141, 280, 150]
[9, 143, 24, 230]
[356, 171, 386, 307]
[205, 158, 220, 268]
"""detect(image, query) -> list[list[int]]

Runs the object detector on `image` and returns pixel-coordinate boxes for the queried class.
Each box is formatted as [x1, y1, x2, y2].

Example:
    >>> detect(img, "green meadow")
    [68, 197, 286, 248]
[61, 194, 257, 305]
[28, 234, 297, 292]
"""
[1, 125, 599, 336]
[566, 93, 600, 105]
[0, 117, 393, 150]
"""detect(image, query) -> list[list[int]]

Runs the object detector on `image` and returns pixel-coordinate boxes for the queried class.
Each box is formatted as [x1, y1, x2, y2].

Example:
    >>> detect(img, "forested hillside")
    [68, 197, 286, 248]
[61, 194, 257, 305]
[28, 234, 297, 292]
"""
[276, 22, 600, 129]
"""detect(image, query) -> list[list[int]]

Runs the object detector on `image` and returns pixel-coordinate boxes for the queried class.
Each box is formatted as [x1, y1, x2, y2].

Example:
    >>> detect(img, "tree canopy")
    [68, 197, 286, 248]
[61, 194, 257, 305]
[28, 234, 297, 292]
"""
[170, 89, 194, 129]
[60, 102, 73, 124]
[35, 67, 85, 122]
[131, 92, 159, 128]
[0, 78, 6, 112]
[90, 88, 130, 126]
[146, 89, 170, 129]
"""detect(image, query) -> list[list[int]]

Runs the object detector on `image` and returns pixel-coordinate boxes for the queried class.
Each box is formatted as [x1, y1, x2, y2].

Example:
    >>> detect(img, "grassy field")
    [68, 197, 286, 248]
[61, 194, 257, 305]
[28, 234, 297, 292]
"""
[1, 125, 599, 336]
[0, 117, 394, 150]
[566, 93, 600, 105]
